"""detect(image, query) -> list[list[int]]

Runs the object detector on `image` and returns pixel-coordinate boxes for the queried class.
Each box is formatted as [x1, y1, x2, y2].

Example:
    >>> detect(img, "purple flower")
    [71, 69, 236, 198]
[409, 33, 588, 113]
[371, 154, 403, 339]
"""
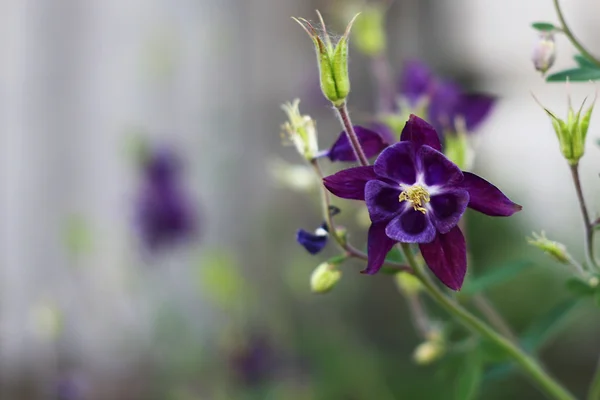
[296, 206, 341, 254]
[399, 60, 496, 134]
[229, 334, 277, 386]
[135, 146, 197, 251]
[326, 125, 394, 162]
[323, 115, 521, 290]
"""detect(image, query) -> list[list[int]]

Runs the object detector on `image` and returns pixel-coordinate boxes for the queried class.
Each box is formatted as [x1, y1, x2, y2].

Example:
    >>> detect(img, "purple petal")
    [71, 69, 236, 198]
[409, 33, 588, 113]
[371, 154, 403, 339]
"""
[369, 122, 397, 145]
[400, 115, 442, 152]
[419, 226, 467, 290]
[429, 189, 469, 234]
[461, 172, 522, 216]
[296, 228, 328, 255]
[385, 208, 436, 243]
[399, 60, 434, 105]
[361, 221, 397, 275]
[457, 93, 496, 132]
[323, 166, 377, 200]
[328, 126, 390, 162]
[428, 81, 462, 133]
[373, 141, 417, 184]
[417, 145, 463, 187]
[365, 180, 402, 223]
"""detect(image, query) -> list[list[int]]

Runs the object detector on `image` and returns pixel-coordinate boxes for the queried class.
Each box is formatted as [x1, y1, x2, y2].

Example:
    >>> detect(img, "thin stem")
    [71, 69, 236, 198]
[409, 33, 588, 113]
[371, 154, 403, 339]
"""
[569, 164, 598, 271]
[400, 243, 575, 400]
[335, 103, 370, 166]
[472, 294, 518, 343]
[587, 356, 600, 400]
[310, 159, 411, 273]
[406, 294, 432, 339]
[553, 0, 600, 68]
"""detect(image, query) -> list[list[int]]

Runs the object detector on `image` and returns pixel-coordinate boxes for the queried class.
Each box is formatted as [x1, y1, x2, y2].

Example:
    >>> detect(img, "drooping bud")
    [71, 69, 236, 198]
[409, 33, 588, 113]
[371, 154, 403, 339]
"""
[281, 99, 319, 161]
[532, 31, 556, 75]
[395, 272, 423, 297]
[527, 231, 571, 265]
[293, 11, 359, 106]
[534, 91, 596, 165]
[352, 4, 386, 56]
[413, 330, 446, 365]
[310, 260, 343, 294]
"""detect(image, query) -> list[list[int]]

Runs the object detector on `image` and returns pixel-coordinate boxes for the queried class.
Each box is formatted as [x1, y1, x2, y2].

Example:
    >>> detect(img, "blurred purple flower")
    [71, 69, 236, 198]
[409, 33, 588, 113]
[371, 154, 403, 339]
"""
[229, 334, 277, 386]
[56, 374, 87, 400]
[135, 145, 197, 251]
[399, 60, 496, 134]
[323, 115, 521, 290]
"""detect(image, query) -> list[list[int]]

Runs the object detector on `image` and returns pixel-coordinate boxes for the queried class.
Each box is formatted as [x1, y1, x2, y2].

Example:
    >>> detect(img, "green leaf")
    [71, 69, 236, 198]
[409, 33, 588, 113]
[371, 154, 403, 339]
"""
[574, 54, 598, 69]
[461, 261, 532, 296]
[546, 67, 600, 82]
[531, 22, 557, 32]
[565, 277, 596, 297]
[380, 247, 405, 274]
[454, 348, 483, 400]
[520, 298, 580, 352]
[479, 339, 511, 364]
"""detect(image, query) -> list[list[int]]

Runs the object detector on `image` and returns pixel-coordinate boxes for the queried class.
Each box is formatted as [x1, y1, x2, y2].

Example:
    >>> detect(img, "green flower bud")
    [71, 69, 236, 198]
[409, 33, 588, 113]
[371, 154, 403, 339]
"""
[281, 99, 319, 161]
[527, 231, 571, 264]
[532, 31, 556, 75]
[310, 261, 342, 294]
[293, 11, 359, 106]
[352, 5, 386, 56]
[413, 333, 446, 366]
[534, 91, 596, 165]
[395, 272, 423, 297]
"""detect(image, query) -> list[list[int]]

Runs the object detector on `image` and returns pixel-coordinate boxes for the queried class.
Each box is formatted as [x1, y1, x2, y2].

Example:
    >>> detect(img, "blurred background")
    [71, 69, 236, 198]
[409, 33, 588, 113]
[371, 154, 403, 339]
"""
[1, 0, 600, 399]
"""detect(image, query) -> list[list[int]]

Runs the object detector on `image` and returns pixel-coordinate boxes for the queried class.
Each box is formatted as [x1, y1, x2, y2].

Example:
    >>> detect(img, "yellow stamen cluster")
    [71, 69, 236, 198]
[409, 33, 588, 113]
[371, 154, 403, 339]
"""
[399, 185, 430, 214]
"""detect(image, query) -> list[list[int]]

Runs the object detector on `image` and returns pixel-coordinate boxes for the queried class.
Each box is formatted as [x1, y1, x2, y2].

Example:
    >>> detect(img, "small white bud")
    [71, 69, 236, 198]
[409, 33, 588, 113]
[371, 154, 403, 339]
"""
[532, 32, 556, 75]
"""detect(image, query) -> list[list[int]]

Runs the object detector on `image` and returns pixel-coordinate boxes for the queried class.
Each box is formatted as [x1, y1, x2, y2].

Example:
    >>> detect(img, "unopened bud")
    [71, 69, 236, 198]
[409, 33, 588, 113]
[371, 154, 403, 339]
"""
[310, 262, 342, 294]
[281, 99, 319, 161]
[532, 31, 556, 75]
[413, 340, 445, 366]
[534, 91, 596, 165]
[293, 11, 359, 106]
[395, 272, 423, 297]
[527, 231, 570, 264]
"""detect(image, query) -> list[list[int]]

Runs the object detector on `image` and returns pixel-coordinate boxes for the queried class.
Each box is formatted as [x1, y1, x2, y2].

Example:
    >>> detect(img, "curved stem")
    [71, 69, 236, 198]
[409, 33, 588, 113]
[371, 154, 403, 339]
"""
[310, 159, 410, 273]
[472, 294, 518, 343]
[553, 0, 600, 68]
[335, 103, 370, 166]
[587, 356, 600, 400]
[400, 243, 576, 400]
[569, 164, 599, 271]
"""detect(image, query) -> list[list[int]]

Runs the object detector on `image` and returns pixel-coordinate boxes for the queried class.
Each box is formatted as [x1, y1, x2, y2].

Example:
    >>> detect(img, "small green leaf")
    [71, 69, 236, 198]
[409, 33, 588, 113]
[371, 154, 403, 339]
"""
[574, 54, 598, 69]
[531, 22, 557, 32]
[461, 261, 532, 296]
[454, 348, 483, 400]
[565, 277, 596, 297]
[546, 67, 600, 82]
[520, 298, 580, 352]
[385, 247, 404, 263]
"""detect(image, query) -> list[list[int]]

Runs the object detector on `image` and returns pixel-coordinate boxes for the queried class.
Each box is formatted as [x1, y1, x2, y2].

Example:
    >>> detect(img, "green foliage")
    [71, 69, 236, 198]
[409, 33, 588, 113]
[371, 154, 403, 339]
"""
[574, 54, 598, 69]
[546, 56, 600, 82]
[531, 22, 557, 32]
[379, 247, 405, 274]
[565, 277, 597, 297]
[520, 298, 580, 352]
[461, 261, 532, 296]
[454, 348, 483, 400]
[196, 250, 246, 311]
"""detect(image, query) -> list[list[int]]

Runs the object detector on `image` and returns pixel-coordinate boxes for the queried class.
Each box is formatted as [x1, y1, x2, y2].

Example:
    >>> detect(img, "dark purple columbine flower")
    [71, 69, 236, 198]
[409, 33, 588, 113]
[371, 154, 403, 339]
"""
[399, 60, 496, 134]
[296, 206, 341, 254]
[326, 125, 394, 162]
[323, 115, 521, 290]
[136, 145, 197, 251]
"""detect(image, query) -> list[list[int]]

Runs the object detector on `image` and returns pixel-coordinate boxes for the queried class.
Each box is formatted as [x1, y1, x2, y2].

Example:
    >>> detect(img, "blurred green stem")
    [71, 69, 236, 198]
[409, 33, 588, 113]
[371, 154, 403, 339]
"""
[335, 103, 370, 166]
[310, 159, 410, 273]
[400, 243, 576, 400]
[588, 357, 600, 400]
[570, 164, 599, 271]
[553, 0, 600, 68]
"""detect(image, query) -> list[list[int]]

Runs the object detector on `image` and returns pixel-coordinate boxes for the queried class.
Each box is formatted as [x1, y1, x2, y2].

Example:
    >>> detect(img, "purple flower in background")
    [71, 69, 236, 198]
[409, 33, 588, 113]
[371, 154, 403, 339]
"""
[136, 145, 197, 251]
[323, 115, 521, 290]
[56, 373, 87, 400]
[229, 334, 277, 386]
[399, 60, 496, 134]
[326, 125, 394, 162]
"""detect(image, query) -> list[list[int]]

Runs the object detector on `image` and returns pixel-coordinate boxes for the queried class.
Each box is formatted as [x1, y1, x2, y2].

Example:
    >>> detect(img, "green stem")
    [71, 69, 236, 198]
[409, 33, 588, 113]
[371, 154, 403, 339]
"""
[569, 164, 599, 271]
[588, 357, 600, 400]
[400, 243, 576, 400]
[553, 0, 600, 68]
